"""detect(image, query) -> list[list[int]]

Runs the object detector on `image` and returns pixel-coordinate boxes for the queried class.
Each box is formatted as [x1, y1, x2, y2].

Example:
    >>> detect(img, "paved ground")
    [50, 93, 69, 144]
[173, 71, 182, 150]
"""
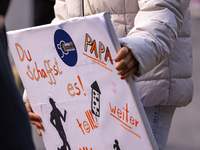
[5, 1, 200, 149]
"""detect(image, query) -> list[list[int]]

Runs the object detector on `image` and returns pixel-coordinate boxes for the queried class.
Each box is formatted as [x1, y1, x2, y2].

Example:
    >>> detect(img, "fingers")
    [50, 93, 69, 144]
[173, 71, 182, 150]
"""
[117, 59, 138, 78]
[25, 102, 33, 113]
[25, 103, 41, 122]
[29, 111, 43, 130]
[30, 113, 43, 136]
[25, 102, 43, 136]
[31, 114, 43, 136]
[115, 47, 129, 62]
[115, 51, 135, 70]
[28, 111, 40, 121]
[35, 125, 42, 136]
[115, 47, 139, 79]
[120, 64, 139, 79]
[29, 112, 42, 123]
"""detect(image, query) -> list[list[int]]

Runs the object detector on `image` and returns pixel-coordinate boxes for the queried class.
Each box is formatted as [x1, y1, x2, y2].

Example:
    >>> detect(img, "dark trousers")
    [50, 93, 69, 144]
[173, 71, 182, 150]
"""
[0, 26, 35, 150]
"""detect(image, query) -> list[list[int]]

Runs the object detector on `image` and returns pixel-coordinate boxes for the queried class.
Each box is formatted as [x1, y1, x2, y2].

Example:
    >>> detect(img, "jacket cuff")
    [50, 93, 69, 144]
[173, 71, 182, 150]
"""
[23, 89, 29, 103]
[118, 36, 152, 76]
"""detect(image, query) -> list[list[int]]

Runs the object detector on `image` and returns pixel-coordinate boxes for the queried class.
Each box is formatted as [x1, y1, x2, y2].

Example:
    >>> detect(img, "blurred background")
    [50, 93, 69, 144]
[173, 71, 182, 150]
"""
[5, 0, 200, 149]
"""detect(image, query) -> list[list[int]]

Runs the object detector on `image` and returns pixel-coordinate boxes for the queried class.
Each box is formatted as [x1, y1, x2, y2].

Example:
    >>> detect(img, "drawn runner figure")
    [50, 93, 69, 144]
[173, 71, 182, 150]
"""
[49, 98, 71, 150]
[113, 139, 121, 150]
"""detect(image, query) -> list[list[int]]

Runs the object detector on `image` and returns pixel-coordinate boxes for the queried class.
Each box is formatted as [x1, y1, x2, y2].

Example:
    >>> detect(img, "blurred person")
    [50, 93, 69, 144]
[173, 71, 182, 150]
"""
[190, 0, 200, 18]
[24, 0, 193, 150]
[12, 0, 56, 93]
[10, 0, 56, 95]
[0, 0, 35, 149]
[34, 0, 55, 26]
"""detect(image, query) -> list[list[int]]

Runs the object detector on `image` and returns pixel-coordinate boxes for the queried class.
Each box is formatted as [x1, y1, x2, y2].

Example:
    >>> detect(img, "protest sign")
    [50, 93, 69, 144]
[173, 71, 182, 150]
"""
[7, 12, 158, 150]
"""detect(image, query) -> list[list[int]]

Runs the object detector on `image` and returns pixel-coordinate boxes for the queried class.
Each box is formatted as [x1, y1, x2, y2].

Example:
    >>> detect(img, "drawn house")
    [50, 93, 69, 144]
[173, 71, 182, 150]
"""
[91, 81, 101, 120]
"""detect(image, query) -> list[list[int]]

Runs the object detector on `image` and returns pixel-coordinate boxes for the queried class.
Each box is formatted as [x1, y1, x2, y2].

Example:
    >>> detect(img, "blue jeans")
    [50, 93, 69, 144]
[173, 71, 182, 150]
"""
[144, 105, 176, 150]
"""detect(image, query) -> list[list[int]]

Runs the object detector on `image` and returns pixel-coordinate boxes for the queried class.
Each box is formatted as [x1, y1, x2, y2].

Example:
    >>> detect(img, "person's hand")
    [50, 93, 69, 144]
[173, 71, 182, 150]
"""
[115, 47, 139, 79]
[0, 15, 5, 29]
[25, 102, 43, 136]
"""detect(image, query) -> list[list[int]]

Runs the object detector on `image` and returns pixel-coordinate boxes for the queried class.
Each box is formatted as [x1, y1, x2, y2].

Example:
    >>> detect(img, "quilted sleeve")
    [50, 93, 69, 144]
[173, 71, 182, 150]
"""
[119, 0, 190, 76]
[52, 0, 69, 23]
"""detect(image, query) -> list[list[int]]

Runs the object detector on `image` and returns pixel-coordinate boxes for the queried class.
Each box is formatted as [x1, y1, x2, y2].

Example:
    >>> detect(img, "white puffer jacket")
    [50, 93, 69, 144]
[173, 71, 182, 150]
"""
[52, 0, 193, 107]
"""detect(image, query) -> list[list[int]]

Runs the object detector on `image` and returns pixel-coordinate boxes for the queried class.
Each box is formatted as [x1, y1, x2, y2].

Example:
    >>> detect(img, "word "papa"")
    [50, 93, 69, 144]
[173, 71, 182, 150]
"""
[84, 33, 113, 64]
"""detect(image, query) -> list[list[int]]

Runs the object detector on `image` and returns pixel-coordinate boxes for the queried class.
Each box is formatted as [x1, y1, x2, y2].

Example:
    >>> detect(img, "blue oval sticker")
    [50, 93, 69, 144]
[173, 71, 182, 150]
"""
[54, 29, 78, 67]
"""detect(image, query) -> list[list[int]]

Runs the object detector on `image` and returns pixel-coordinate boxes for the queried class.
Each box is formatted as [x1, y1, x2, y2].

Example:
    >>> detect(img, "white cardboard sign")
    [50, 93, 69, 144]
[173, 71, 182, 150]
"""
[7, 12, 157, 150]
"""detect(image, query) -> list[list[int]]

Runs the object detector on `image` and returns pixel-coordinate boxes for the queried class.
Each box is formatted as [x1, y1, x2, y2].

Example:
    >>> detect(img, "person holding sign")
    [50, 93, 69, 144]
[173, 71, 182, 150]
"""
[24, 0, 193, 150]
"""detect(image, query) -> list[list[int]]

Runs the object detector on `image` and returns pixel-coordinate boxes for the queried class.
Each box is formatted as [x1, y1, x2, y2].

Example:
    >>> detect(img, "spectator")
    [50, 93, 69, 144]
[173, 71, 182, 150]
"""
[25, 1, 193, 150]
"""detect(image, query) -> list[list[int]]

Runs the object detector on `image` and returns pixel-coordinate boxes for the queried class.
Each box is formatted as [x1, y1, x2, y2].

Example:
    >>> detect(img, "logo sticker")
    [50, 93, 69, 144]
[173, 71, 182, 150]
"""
[54, 29, 78, 67]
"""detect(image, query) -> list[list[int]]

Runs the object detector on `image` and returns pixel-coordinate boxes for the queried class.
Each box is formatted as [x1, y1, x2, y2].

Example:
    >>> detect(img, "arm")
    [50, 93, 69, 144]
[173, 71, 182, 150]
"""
[116, 0, 189, 77]
[58, 109, 67, 122]
[51, 0, 68, 23]
[62, 110, 67, 122]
